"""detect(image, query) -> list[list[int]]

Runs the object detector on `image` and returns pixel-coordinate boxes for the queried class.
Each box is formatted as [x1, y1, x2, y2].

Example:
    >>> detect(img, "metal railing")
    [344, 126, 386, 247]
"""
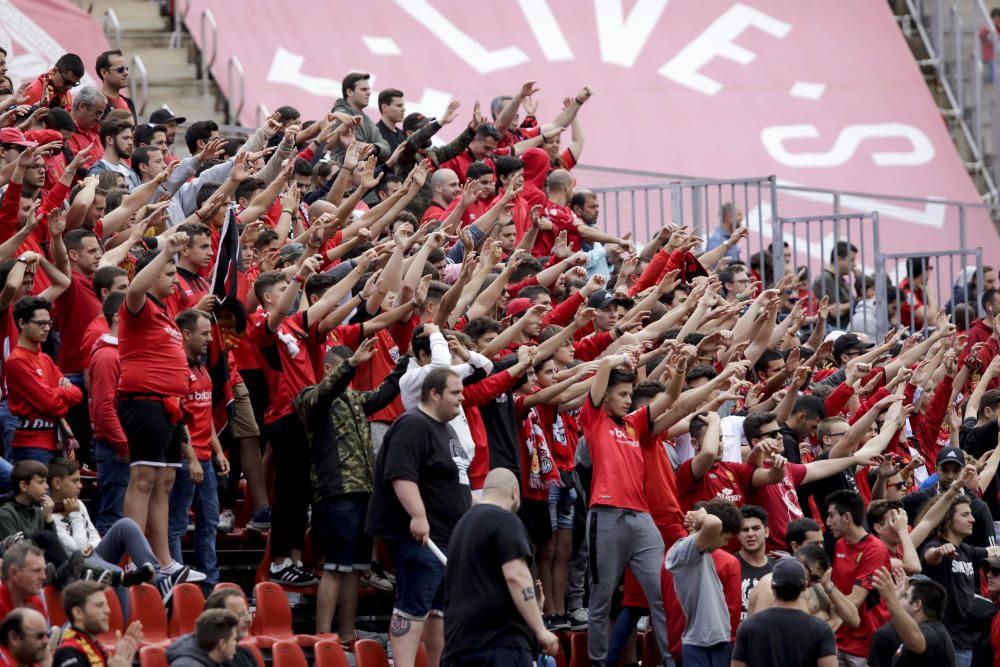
[103, 8, 121, 52]
[226, 56, 245, 126]
[877, 248, 984, 334]
[127, 55, 149, 117]
[199, 8, 218, 97]
[255, 104, 271, 129]
[169, 0, 190, 49]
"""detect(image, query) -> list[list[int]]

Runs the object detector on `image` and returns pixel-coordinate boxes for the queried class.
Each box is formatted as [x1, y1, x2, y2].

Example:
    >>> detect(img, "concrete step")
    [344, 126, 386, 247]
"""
[121, 31, 189, 51]
[91, 0, 168, 33]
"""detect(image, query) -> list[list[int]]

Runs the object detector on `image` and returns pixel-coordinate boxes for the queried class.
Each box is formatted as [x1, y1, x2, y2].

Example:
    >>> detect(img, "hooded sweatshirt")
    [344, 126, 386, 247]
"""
[166, 634, 254, 667]
[88, 334, 127, 457]
[0, 497, 51, 540]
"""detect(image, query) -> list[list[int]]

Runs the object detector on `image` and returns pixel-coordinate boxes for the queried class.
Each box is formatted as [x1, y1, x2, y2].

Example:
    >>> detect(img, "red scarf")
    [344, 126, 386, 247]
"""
[521, 406, 561, 500]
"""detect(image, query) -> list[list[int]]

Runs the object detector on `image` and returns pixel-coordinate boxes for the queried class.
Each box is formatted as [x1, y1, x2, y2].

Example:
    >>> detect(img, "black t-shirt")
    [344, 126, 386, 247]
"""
[799, 449, 858, 524]
[903, 489, 996, 548]
[365, 410, 471, 546]
[731, 607, 836, 666]
[478, 355, 524, 477]
[919, 537, 988, 649]
[867, 621, 957, 666]
[960, 416, 998, 458]
[443, 503, 535, 658]
[735, 554, 774, 620]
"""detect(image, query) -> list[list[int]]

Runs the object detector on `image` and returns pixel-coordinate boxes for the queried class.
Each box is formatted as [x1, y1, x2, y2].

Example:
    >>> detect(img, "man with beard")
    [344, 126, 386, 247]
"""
[52, 581, 142, 667]
[87, 119, 138, 191]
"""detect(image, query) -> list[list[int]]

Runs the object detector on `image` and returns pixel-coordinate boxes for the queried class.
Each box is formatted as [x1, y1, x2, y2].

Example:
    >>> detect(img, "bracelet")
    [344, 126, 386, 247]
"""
[613, 326, 623, 338]
[293, 274, 305, 284]
[282, 209, 294, 216]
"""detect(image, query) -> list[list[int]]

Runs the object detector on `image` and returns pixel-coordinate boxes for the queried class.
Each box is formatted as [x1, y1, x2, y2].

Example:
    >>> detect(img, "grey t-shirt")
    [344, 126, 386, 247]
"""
[665, 534, 730, 647]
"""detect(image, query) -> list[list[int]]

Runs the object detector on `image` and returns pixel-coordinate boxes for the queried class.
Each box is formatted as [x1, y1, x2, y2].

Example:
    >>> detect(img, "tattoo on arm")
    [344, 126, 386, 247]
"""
[521, 586, 536, 602]
[389, 613, 412, 637]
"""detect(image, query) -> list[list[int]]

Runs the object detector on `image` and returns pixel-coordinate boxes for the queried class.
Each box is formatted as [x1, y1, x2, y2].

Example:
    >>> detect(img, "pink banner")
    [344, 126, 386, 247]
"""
[182, 1, 996, 258]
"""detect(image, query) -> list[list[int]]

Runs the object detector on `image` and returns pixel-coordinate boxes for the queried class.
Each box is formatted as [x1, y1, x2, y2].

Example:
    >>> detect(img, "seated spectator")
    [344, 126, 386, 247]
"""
[166, 609, 240, 667]
[52, 580, 141, 667]
[0, 608, 52, 667]
[0, 544, 48, 622]
[203, 589, 254, 667]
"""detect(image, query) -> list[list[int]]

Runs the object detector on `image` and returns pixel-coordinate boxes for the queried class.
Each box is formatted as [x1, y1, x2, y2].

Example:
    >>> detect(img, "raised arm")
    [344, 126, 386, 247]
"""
[124, 232, 187, 314]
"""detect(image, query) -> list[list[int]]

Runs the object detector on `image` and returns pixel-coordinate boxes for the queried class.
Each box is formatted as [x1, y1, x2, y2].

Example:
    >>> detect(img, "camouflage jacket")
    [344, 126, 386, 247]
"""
[294, 356, 407, 500]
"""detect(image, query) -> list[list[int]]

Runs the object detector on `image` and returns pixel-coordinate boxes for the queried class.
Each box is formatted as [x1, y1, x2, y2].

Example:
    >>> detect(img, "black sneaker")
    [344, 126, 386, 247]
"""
[270, 563, 318, 587]
[157, 566, 190, 604]
[55, 552, 85, 589]
[122, 563, 157, 587]
[548, 613, 570, 631]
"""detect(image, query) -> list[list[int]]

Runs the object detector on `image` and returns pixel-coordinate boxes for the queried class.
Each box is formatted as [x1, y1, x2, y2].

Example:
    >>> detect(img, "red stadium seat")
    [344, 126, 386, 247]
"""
[271, 640, 308, 667]
[313, 640, 349, 667]
[415, 643, 428, 667]
[139, 645, 168, 667]
[97, 589, 124, 651]
[249, 582, 337, 648]
[353, 639, 389, 667]
[641, 630, 660, 665]
[239, 641, 265, 667]
[42, 586, 66, 628]
[213, 582, 247, 599]
[128, 584, 171, 647]
[168, 583, 205, 638]
[253, 533, 317, 595]
[568, 631, 587, 667]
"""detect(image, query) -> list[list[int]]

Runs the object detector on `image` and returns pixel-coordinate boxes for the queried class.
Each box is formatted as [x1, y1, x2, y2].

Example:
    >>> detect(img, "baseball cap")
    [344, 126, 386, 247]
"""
[24, 129, 64, 145]
[506, 297, 532, 318]
[402, 112, 431, 133]
[771, 558, 806, 589]
[936, 446, 965, 467]
[981, 557, 1000, 573]
[0, 128, 34, 148]
[276, 243, 305, 268]
[587, 289, 615, 309]
[833, 332, 875, 359]
[148, 106, 186, 125]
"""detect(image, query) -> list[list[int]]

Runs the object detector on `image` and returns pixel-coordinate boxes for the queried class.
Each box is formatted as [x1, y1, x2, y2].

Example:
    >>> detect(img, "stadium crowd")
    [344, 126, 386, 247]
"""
[2, 44, 1000, 667]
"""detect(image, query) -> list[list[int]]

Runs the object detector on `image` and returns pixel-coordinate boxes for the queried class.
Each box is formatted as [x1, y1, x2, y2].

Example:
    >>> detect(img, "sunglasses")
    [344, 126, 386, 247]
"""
[28, 320, 55, 328]
[112, 65, 129, 74]
[987, 567, 1000, 577]
[888, 481, 908, 491]
[760, 428, 781, 439]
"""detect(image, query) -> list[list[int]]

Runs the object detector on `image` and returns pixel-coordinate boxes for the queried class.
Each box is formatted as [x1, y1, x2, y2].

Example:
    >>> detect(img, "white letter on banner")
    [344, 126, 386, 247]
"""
[517, 0, 574, 61]
[393, 0, 529, 74]
[594, 0, 669, 67]
[267, 47, 342, 97]
[760, 124, 936, 167]
[657, 3, 791, 95]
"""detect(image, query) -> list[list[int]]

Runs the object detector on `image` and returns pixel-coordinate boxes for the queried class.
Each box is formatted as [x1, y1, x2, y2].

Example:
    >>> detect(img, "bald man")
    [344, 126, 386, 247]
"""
[422, 169, 461, 224]
[442, 469, 558, 666]
[0, 608, 51, 667]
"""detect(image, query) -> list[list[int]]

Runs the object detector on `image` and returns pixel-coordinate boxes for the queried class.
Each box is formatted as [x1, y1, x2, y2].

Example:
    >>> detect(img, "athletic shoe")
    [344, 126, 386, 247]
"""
[567, 607, 588, 630]
[636, 615, 650, 633]
[360, 568, 393, 592]
[162, 561, 207, 583]
[122, 563, 157, 587]
[370, 561, 395, 586]
[0, 532, 26, 553]
[270, 561, 318, 587]
[217, 509, 235, 533]
[247, 506, 272, 532]
[55, 552, 85, 589]
[157, 566, 190, 604]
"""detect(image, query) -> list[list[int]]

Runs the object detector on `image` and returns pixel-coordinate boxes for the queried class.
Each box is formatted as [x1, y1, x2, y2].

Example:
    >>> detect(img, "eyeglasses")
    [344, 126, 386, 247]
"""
[28, 320, 54, 328]
[760, 429, 781, 439]
[826, 431, 849, 439]
[112, 65, 129, 74]
[59, 72, 81, 88]
[888, 481, 908, 490]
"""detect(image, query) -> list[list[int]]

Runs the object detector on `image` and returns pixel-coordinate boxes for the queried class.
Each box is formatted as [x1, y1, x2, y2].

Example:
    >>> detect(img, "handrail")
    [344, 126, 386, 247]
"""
[103, 8, 121, 52]
[255, 104, 270, 129]
[169, 0, 190, 49]
[128, 55, 149, 117]
[226, 56, 245, 126]
[199, 8, 218, 96]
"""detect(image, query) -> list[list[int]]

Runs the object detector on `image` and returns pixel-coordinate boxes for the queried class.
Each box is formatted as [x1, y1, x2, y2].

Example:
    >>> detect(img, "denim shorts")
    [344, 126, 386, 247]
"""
[392, 541, 446, 620]
[548, 485, 577, 531]
[312, 494, 372, 573]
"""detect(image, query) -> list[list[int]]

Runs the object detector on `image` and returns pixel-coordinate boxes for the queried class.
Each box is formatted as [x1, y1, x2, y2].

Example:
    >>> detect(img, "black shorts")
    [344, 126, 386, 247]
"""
[518, 498, 552, 551]
[117, 398, 184, 467]
[312, 494, 373, 573]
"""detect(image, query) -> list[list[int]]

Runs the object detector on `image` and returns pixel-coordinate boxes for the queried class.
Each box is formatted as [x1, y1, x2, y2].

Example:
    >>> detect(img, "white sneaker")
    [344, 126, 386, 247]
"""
[218, 509, 235, 533]
[162, 561, 207, 583]
[637, 615, 650, 633]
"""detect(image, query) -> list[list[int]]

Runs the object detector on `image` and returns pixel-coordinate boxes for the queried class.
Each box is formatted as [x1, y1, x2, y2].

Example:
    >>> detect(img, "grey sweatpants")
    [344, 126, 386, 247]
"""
[586, 506, 669, 663]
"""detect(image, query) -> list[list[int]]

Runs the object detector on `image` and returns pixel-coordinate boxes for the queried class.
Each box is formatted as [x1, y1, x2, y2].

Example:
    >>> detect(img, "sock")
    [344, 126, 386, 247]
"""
[270, 558, 293, 572]
[160, 560, 182, 574]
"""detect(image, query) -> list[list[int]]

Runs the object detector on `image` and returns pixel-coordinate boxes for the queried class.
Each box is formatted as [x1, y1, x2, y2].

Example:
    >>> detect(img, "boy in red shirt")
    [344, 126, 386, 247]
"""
[6, 295, 82, 464]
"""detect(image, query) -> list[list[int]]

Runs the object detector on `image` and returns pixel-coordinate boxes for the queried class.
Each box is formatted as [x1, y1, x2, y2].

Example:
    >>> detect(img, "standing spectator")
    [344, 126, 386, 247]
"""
[811, 241, 857, 330]
[666, 498, 744, 667]
[95, 50, 135, 121]
[23, 53, 84, 110]
[422, 169, 462, 224]
[87, 119, 138, 191]
[735, 506, 774, 620]
[365, 367, 472, 667]
[67, 87, 107, 171]
[6, 296, 82, 463]
[377, 88, 407, 154]
[442, 468, 559, 666]
[166, 610, 240, 667]
[732, 558, 837, 667]
[147, 107, 186, 157]
[0, 609, 52, 667]
[705, 202, 743, 263]
[52, 580, 142, 667]
[981, 9, 1000, 83]
[826, 490, 891, 667]
[330, 72, 390, 162]
[899, 256, 937, 331]
[869, 569, 956, 667]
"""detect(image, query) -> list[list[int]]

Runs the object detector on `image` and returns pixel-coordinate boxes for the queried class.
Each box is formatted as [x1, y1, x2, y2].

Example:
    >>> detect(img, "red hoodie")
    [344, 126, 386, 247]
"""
[88, 334, 127, 457]
[517, 148, 582, 257]
[7, 344, 82, 451]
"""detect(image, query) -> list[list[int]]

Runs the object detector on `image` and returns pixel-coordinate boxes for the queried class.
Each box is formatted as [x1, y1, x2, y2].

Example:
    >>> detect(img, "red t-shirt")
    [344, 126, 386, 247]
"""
[579, 399, 652, 512]
[88, 336, 127, 455]
[117, 296, 189, 397]
[68, 127, 101, 170]
[420, 200, 448, 224]
[350, 326, 409, 424]
[748, 462, 808, 553]
[641, 435, 685, 536]
[676, 459, 756, 511]
[832, 533, 891, 657]
[80, 318, 110, 371]
[250, 311, 320, 425]
[6, 345, 82, 450]
[55, 271, 101, 374]
[182, 362, 213, 460]
[0, 582, 47, 623]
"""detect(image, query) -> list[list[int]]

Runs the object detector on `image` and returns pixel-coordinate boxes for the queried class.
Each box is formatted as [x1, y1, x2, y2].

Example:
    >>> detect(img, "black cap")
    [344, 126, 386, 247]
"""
[936, 446, 965, 467]
[587, 289, 615, 309]
[148, 106, 186, 125]
[402, 112, 431, 133]
[771, 558, 806, 588]
[44, 107, 76, 132]
[833, 333, 874, 359]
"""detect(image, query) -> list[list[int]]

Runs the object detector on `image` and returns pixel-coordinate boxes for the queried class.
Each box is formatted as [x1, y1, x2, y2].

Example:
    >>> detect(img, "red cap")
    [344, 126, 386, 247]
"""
[0, 128, 35, 148]
[24, 129, 64, 145]
[506, 297, 532, 318]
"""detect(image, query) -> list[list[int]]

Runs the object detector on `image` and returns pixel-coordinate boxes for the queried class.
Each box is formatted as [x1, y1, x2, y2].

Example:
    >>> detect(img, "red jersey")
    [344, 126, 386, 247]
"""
[748, 461, 808, 553]
[250, 310, 320, 425]
[80, 318, 110, 371]
[88, 335, 127, 457]
[182, 362, 213, 460]
[351, 324, 412, 424]
[117, 296, 189, 397]
[6, 344, 82, 451]
[898, 279, 926, 329]
[55, 271, 101, 374]
[579, 400, 652, 512]
[68, 127, 102, 170]
[420, 200, 449, 224]
[676, 459, 756, 511]
[641, 435, 686, 537]
[832, 533, 891, 657]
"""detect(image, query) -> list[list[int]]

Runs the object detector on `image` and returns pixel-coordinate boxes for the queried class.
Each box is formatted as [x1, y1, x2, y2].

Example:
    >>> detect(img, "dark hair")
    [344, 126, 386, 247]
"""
[11, 460, 48, 493]
[494, 157, 524, 181]
[866, 499, 904, 530]
[45, 108, 76, 133]
[46, 457, 79, 484]
[796, 543, 830, 573]
[464, 318, 502, 343]
[99, 118, 132, 147]
[411, 324, 434, 359]
[685, 365, 717, 384]
[921, 494, 971, 540]
[234, 179, 263, 204]
[786, 518, 821, 551]
[324, 345, 354, 365]
[377, 88, 404, 112]
[175, 308, 210, 333]
[134, 249, 165, 276]
[475, 124, 502, 143]
[885, 285, 899, 304]
[176, 222, 212, 244]
[826, 490, 865, 527]
[185, 120, 220, 154]
[62, 580, 105, 619]
[13, 296, 51, 331]
[204, 588, 244, 611]
[253, 229, 279, 250]
[304, 273, 338, 304]
[93, 266, 127, 301]
[64, 229, 97, 254]
[466, 162, 494, 181]
[131, 146, 162, 176]
[421, 367, 458, 402]
[703, 498, 743, 535]
[607, 368, 636, 390]
[95, 50, 122, 80]
[742, 411, 778, 442]
[194, 609, 239, 652]
[0, 609, 32, 648]
[979, 389, 1000, 420]
[253, 271, 287, 304]
[275, 105, 299, 122]
[56, 53, 85, 78]
[631, 381, 664, 406]
[829, 241, 858, 264]
[793, 395, 826, 420]
[102, 291, 126, 325]
[518, 285, 550, 303]
[753, 348, 783, 376]
[740, 504, 769, 527]
[134, 124, 167, 147]
[908, 579, 948, 621]
[341, 72, 370, 100]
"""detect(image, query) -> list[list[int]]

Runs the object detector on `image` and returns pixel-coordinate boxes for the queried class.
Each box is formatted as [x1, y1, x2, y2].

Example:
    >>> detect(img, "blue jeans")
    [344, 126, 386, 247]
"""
[86, 517, 160, 616]
[0, 456, 11, 494]
[0, 399, 17, 457]
[11, 447, 58, 464]
[393, 541, 447, 620]
[168, 458, 219, 589]
[955, 649, 973, 667]
[682, 642, 731, 667]
[608, 606, 646, 667]
[94, 441, 130, 535]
